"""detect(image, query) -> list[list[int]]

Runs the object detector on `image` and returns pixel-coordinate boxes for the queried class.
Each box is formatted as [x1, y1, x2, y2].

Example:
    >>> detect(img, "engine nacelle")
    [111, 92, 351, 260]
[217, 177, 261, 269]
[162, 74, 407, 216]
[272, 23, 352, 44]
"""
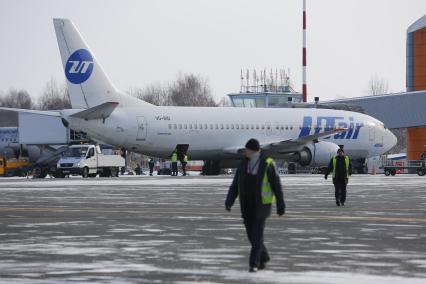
[295, 141, 340, 167]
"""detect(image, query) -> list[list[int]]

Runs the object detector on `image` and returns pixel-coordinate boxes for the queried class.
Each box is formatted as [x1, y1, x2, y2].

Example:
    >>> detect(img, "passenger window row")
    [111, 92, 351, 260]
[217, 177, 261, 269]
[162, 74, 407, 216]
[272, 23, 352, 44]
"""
[166, 123, 342, 132]
[168, 123, 297, 131]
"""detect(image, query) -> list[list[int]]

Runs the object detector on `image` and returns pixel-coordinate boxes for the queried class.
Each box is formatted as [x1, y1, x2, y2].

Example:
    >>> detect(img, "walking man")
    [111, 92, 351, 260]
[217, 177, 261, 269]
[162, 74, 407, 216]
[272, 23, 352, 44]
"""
[325, 148, 352, 206]
[225, 138, 285, 272]
[171, 150, 178, 176]
[148, 157, 155, 176]
[134, 163, 141, 175]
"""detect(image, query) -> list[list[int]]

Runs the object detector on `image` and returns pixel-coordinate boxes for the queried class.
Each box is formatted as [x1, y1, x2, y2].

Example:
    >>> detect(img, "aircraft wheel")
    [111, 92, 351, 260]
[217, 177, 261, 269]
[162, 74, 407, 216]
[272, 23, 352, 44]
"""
[110, 167, 119, 177]
[33, 166, 47, 179]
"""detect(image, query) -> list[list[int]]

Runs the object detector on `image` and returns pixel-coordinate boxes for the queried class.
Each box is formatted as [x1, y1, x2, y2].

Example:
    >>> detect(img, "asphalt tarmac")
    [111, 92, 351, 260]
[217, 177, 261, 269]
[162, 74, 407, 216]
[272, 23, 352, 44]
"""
[0, 174, 425, 283]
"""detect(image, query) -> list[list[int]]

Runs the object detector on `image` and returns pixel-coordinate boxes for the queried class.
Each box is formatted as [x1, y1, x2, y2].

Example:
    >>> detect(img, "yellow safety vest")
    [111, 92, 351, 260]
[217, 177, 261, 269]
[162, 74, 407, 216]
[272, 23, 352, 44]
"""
[261, 158, 276, 204]
[183, 155, 188, 162]
[239, 157, 276, 205]
[171, 153, 178, 162]
[332, 156, 350, 179]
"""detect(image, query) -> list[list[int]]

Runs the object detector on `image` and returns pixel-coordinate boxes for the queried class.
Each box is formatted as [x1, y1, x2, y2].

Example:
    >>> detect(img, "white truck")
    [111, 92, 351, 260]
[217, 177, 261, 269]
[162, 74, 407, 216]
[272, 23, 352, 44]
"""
[56, 145, 125, 178]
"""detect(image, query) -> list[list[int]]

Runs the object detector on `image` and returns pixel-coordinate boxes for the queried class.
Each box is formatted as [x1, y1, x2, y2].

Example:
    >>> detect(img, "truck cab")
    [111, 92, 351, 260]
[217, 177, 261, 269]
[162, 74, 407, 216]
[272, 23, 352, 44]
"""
[57, 145, 124, 178]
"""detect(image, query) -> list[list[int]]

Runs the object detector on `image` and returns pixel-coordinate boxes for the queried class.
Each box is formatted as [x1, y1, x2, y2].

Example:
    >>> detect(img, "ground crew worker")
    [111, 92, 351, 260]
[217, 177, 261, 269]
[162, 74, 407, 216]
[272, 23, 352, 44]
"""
[225, 138, 285, 272]
[134, 164, 141, 175]
[182, 154, 188, 176]
[148, 157, 155, 176]
[325, 148, 352, 206]
[171, 150, 178, 176]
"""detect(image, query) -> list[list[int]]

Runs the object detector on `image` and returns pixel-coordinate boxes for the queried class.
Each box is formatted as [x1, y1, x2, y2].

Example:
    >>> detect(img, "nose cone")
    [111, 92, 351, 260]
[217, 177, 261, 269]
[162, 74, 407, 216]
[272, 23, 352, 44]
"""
[385, 129, 397, 153]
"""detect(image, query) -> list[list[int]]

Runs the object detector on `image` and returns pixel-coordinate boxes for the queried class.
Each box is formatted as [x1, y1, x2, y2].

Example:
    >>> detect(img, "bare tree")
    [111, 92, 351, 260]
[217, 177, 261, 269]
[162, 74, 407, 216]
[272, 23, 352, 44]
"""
[129, 83, 171, 106]
[38, 78, 71, 110]
[0, 88, 34, 126]
[169, 74, 217, 107]
[131, 73, 217, 107]
[217, 96, 231, 107]
[0, 89, 33, 109]
[368, 75, 390, 96]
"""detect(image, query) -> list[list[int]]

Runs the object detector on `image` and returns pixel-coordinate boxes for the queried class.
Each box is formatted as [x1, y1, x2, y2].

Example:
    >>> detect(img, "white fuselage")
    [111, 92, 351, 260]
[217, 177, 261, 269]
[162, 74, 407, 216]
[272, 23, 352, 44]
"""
[62, 103, 397, 161]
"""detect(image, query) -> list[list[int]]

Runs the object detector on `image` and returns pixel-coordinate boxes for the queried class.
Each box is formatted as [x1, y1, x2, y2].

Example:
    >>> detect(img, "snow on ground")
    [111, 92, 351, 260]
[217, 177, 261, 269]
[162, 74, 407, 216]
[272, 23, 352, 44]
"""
[0, 174, 425, 283]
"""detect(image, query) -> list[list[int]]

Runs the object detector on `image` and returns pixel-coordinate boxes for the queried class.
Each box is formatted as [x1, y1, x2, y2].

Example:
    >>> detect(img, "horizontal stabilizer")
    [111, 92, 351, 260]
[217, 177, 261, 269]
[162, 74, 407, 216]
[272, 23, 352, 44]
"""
[70, 102, 119, 120]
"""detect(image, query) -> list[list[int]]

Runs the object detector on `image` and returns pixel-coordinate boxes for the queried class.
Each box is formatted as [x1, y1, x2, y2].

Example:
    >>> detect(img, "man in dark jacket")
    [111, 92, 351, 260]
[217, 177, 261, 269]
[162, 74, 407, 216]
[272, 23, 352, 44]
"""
[325, 148, 352, 206]
[148, 157, 155, 176]
[225, 138, 285, 272]
[134, 164, 141, 175]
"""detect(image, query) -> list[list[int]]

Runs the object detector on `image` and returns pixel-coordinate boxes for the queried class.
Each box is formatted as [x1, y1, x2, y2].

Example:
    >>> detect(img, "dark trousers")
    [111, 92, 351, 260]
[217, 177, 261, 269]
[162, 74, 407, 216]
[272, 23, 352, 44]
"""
[182, 162, 187, 176]
[244, 218, 270, 267]
[149, 164, 154, 176]
[171, 162, 178, 176]
[333, 178, 347, 204]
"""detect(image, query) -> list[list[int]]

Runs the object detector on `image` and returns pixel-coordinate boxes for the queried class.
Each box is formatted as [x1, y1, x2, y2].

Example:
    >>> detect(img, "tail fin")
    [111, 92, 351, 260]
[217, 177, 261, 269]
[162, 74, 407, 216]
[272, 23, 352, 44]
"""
[53, 18, 122, 109]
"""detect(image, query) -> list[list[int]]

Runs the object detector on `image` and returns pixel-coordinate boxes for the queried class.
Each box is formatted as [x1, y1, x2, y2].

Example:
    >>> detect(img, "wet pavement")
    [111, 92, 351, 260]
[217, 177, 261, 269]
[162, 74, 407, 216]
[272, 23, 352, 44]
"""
[0, 174, 425, 283]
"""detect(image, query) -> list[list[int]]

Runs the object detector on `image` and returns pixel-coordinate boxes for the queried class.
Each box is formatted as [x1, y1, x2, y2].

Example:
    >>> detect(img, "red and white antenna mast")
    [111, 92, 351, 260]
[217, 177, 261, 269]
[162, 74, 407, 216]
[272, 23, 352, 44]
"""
[302, 0, 307, 102]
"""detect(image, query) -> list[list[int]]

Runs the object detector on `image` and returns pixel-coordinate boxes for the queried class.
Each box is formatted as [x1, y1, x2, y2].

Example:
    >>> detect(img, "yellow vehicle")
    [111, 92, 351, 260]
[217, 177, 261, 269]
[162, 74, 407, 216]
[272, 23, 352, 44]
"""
[0, 157, 30, 177]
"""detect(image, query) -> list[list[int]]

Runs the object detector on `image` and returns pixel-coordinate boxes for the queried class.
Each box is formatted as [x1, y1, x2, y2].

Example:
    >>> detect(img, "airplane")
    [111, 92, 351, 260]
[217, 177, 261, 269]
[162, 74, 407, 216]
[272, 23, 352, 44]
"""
[0, 18, 397, 175]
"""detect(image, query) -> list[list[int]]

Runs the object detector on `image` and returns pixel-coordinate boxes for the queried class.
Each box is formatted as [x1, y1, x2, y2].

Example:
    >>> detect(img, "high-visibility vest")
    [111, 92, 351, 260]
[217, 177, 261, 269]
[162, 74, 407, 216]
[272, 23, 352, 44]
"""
[239, 157, 276, 205]
[332, 156, 350, 178]
[171, 153, 178, 162]
[183, 155, 188, 163]
[261, 158, 276, 204]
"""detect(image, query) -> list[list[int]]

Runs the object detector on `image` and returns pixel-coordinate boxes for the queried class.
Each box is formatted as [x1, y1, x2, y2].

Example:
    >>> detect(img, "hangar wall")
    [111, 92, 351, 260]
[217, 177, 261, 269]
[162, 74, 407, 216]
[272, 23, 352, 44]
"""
[407, 15, 426, 160]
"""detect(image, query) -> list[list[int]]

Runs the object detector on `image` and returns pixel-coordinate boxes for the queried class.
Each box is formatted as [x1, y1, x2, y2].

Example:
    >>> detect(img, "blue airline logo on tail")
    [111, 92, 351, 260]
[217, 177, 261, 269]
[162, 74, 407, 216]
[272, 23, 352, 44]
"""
[65, 49, 94, 84]
[299, 116, 363, 140]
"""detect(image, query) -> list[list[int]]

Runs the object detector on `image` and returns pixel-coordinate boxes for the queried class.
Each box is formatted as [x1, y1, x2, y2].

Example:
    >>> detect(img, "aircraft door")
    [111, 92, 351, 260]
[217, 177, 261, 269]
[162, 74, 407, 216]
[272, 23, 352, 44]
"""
[375, 127, 384, 146]
[136, 116, 147, 141]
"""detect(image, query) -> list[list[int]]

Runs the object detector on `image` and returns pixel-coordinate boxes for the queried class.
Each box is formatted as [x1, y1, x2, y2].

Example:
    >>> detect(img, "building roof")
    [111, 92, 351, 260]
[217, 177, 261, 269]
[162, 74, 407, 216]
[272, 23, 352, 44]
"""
[324, 91, 426, 129]
[407, 15, 426, 33]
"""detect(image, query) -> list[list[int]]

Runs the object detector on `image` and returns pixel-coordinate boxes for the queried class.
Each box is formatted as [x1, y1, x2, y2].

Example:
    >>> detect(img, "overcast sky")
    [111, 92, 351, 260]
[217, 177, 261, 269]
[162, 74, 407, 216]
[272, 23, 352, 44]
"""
[0, 0, 425, 102]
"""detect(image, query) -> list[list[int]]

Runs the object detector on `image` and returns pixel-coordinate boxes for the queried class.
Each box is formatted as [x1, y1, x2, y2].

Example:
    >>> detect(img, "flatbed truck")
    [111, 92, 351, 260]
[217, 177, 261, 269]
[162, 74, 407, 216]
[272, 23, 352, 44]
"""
[56, 144, 125, 178]
[381, 158, 426, 176]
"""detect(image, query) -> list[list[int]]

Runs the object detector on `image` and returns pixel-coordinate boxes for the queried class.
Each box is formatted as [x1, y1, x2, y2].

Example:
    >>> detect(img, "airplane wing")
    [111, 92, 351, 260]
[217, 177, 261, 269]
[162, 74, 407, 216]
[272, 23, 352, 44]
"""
[263, 127, 346, 154]
[70, 102, 119, 120]
[0, 107, 61, 117]
[223, 127, 347, 156]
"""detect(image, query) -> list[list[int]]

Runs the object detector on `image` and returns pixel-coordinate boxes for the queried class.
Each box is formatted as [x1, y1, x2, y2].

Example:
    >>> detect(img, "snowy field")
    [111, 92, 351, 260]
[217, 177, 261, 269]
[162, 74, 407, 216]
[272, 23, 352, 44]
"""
[0, 174, 425, 284]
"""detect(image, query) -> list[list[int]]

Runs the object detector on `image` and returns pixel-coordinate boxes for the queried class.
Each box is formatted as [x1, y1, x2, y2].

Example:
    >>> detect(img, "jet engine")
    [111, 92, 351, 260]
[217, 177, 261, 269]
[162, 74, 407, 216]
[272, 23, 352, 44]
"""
[294, 141, 340, 167]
